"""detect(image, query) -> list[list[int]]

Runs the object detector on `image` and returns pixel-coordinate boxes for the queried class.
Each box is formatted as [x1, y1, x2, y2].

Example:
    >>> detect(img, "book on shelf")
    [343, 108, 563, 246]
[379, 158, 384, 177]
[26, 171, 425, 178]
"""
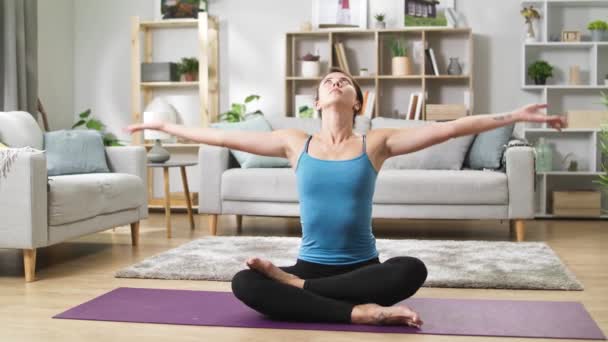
[334, 42, 351, 74]
[405, 92, 424, 120]
[363, 91, 375, 118]
[424, 48, 440, 76]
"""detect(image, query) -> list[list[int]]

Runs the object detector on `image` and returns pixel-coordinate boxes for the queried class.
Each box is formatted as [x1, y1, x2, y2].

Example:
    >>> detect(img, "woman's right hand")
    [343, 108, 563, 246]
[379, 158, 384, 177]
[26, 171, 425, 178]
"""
[124, 121, 164, 134]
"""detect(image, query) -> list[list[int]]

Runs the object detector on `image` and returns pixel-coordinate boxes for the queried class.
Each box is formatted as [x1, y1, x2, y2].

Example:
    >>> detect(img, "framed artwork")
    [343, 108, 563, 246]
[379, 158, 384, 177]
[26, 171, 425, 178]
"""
[403, 0, 455, 27]
[561, 30, 582, 42]
[312, 0, 368, 30]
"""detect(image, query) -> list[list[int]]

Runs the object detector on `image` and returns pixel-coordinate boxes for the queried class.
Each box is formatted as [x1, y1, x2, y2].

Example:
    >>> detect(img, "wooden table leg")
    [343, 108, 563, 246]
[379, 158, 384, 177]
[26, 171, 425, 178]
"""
[180, 166, 195, 230]
[163, 167, 172, 238]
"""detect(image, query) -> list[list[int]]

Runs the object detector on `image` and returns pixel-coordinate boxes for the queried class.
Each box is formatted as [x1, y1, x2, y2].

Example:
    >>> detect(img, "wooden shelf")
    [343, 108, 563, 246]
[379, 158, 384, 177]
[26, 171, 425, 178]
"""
[425, 75, 470, 79]
[141, 81, 199, 88]
[377, 75, 424, 80]
[140, 19, 198, 29]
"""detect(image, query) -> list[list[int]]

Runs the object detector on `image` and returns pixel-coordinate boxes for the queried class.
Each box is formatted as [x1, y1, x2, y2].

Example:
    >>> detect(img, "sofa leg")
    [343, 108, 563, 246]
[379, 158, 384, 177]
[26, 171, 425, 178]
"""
[23, 249, 36, 282]
[510, 219, 525, 242]
[130, 221, 140, 246]
[236, 215, 243, 233]
[208, 214, 218, 236]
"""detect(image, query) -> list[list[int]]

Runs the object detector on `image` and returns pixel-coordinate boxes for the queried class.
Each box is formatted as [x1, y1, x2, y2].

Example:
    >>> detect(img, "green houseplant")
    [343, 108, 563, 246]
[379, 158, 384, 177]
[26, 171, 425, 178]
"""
[390, 39, 411, 76]
[527, 60, 553, 85]
[72, 109, 122, 146]
[218, 95, 263, 123]
[588, 20, 608, 42]
[374, 13, 386, 29]
[177, 57, 199, 81]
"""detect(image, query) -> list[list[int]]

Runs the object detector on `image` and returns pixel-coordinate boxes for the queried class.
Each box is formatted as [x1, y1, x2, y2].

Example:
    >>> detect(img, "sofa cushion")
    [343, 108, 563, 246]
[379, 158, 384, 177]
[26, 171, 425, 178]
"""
[374, 169, 508, 205]
[44, 130, 110, 176]
[48, 173, 145, 226]
[211, 116, 290, 168]
[0, 111, 43, 149]
[464, 124, 514, 170]
[222, 168, 298, 202]
[371, 118, 474, 170]
[265, 115, 371, 135]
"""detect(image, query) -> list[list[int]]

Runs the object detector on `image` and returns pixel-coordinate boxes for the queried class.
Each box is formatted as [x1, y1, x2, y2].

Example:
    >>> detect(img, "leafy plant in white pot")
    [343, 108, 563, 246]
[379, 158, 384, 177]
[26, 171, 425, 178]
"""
[374, 13, 386, 29]
[390, 39, 411, 76]
[588, 20, 608, 42]
[300, 52, 321, 78]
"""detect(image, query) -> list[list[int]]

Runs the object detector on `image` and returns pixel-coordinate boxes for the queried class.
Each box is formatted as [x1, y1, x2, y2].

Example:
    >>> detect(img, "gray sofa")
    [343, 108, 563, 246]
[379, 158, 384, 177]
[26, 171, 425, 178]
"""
[198, 116, 534, 241]
[0, 111, 148, 281]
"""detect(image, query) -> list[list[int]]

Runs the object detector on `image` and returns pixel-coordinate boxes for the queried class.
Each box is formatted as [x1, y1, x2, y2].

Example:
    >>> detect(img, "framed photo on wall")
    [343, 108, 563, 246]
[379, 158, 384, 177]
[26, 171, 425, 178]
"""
[403, 0, 455, 27]
[312, 0, 368, 30]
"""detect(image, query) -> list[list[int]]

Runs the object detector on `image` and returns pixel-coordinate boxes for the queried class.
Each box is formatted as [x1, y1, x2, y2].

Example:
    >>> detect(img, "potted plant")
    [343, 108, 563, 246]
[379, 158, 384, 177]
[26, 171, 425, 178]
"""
[527, 60, 553, 85]
[300, 52, 321, 78]
[177, 57, 198, 81]
[374, 13, 386, 29]
[72, 109, 122, 146]
[218, 95, 263, 122]
[588, 20, 608, 42]
[390, 39, 411, 76]
[521, 6, 541, 43]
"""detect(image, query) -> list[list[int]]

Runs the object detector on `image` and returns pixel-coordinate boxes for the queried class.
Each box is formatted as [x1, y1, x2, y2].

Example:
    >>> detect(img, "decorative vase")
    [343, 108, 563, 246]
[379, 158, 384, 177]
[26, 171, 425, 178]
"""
[359, 69, 369, 76]
[301, 61, 320, 77]
[147, 139, 170, 163]
[525, 20, 539, 43]
[375, 21, 386, 29]
[391, 56, 412, 76]
[568, 66, 581, 85]
[591, 30, 603, 42]
[447, 57, 462, 75]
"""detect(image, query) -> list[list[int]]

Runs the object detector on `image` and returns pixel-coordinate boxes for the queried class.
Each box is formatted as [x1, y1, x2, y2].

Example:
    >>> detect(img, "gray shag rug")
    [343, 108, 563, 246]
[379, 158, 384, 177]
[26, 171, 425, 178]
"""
[115, 236, 583, 290]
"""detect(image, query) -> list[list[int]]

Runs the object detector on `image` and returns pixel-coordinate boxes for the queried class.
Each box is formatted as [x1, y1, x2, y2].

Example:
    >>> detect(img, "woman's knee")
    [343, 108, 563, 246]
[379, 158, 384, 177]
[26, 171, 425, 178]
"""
[386, 256, 428, 285]
[231, 269, 261, 303]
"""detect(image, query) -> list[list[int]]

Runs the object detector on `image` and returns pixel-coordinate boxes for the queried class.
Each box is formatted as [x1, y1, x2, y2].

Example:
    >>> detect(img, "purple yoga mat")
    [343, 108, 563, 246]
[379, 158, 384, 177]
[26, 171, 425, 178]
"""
[54, 287, 606, 340]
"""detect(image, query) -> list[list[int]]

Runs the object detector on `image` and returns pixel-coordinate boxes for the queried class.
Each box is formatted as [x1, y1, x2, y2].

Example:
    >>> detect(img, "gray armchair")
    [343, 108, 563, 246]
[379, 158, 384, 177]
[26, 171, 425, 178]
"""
[0, 111, 147, 282]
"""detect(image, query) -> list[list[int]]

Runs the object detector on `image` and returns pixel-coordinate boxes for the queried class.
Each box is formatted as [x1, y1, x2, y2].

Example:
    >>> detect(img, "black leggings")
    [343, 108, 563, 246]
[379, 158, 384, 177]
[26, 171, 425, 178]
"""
[231, 256, 427, 323]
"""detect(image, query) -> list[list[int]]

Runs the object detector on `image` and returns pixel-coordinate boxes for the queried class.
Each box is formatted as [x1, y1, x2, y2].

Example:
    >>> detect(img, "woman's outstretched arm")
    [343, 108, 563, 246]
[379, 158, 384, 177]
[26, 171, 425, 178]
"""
[125, 122, 297, 158]
[377, 104, 566, 158]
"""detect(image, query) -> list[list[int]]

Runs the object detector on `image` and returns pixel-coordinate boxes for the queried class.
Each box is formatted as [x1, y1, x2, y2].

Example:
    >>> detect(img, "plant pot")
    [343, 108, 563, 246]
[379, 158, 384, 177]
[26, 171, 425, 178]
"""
[534, 77, 547, 85]
[591, 30, 604, 42]
[391, 56, 412, 76]
[181, 73, 197, 82]
[301, 61, 320, 78]
[374, 21, 386, 29]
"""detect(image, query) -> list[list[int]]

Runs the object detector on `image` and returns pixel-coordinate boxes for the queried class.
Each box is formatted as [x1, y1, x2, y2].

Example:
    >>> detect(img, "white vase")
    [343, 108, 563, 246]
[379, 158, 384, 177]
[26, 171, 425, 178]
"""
[301, 61, 320, 78]
[391, 57, 412, 76]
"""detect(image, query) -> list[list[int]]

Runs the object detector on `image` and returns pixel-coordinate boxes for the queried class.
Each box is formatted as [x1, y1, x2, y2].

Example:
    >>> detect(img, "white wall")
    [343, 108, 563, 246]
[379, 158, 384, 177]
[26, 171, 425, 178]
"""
[37, 0, 74, 130]
[39, 0, 541, 136]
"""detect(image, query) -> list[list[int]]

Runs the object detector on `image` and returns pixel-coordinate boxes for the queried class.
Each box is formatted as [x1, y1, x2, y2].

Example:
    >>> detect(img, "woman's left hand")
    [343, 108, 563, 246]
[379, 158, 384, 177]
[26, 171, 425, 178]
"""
[515, 104, 567, 131]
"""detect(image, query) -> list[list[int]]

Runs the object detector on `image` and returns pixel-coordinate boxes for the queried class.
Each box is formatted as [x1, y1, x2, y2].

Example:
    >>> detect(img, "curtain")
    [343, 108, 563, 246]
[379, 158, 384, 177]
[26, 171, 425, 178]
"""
[1, 0, 38, 115]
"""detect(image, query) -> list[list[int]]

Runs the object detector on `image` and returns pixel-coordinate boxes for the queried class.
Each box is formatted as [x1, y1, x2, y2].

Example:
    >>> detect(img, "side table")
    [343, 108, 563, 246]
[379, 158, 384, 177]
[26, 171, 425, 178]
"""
[147, 161, 197, 238]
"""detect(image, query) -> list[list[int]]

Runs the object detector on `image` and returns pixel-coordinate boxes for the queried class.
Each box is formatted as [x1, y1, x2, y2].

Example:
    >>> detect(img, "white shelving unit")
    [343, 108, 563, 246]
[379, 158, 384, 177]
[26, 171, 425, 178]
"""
[521, 0, 607, 219]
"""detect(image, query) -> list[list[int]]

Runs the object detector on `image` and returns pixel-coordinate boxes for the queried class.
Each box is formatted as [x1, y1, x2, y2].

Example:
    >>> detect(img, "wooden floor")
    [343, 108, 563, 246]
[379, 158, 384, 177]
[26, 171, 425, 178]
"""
[1, 213, 606, 342]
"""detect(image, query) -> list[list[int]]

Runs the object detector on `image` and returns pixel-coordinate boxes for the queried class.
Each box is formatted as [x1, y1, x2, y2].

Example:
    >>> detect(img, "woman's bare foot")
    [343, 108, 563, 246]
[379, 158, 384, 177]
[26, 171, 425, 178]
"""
[351, 303, 423, 328]
[246, 257, 305, 289]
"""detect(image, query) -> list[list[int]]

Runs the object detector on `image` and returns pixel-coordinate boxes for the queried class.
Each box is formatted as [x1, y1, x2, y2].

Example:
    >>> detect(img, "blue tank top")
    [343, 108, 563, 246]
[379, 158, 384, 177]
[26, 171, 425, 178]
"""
[295, 134, 379, 265]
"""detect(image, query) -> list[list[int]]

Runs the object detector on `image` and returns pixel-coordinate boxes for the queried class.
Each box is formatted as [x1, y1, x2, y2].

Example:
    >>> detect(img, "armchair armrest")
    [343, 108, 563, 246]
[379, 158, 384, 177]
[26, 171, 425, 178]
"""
[0, 151, 48, 249]
[198, 145, 231, 214]
[105, 146, 148, 218]
[506, 145, 535, 219]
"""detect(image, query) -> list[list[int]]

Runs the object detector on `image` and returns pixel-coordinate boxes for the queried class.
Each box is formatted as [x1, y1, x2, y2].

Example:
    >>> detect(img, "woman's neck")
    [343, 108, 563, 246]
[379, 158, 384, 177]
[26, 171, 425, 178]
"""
[319, 109, 355, 145]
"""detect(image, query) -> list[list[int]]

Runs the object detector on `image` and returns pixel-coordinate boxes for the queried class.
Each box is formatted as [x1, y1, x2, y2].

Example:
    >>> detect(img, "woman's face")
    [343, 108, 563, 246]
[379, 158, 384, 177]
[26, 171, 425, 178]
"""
[315, 72, 360, 114]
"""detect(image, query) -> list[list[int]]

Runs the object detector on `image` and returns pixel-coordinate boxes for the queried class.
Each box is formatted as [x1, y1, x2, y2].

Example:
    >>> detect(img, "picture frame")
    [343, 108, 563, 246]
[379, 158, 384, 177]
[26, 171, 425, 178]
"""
[561, 30, 582, 42]
[312, 0, 368, 30]
[403, 0, 455, 27]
